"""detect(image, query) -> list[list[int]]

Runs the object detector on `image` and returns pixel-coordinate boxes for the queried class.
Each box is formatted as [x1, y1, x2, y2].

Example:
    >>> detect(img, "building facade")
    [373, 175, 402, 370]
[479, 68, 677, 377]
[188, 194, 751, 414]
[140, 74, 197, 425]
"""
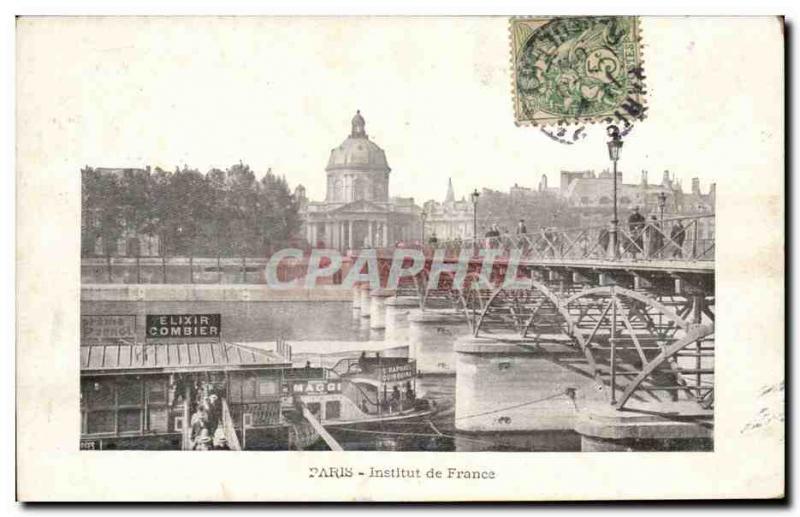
[421, 178, 475, 241]
[301, 112, 421, 250]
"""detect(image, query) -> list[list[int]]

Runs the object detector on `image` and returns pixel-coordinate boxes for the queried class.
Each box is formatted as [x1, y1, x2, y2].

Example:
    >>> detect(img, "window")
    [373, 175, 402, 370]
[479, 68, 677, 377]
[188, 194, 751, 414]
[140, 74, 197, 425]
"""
[81, 375, 171, 437]
[118, 408, 142, 433]
[117, 379, 143, 406]
[325, 401, 341, 420]
[146, 379, 167, 404]
[87, 380, 114, 407]
[241, 376, 256, 401]
[258, 380, 278, 397]
[307, 402, 321, 416]
[87, 410, 114, 434]
[147, 408, 169, 433]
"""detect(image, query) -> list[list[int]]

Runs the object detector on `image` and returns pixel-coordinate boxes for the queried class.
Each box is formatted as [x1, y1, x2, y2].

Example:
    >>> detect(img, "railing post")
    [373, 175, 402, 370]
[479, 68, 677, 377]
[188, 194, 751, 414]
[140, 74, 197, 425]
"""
[136, 254, 141, 284]
[162, 255, 167, 284]
[106, 254, 112, 283]
[218, 255, 222, 284]
[242, 256, 246, 284]
[189, 255, 194, 284]
[692, 220, 699, 259]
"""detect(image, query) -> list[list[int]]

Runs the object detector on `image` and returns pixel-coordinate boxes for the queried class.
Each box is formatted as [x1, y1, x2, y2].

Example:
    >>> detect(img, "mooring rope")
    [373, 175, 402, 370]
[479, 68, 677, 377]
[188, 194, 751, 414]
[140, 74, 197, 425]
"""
[324, 426, 528, 450]
[454, 391, 568, 421]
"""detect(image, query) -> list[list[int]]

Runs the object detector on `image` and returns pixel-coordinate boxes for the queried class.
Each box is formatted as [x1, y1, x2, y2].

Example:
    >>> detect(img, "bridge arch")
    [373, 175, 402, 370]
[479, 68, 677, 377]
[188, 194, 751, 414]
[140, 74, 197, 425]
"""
[561, 285, 714, 409]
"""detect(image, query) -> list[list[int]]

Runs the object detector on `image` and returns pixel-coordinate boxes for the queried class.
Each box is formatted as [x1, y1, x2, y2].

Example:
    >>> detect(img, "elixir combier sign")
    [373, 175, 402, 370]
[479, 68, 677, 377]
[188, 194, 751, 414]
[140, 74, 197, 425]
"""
[146, 314, 221, 339]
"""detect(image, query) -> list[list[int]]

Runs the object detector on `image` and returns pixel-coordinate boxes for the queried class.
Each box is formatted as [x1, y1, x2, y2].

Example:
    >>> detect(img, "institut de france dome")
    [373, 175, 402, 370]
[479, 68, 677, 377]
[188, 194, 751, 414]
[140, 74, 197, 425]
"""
[300, 111, 421, 251]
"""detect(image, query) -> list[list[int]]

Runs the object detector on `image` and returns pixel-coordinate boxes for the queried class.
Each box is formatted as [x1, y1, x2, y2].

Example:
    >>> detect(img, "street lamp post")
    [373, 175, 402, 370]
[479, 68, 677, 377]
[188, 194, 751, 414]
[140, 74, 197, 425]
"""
[658, 191, 667, 224]
[606, 126, 624, 259]
[421, 210, 428, 246]
[470, 189, 480, 257]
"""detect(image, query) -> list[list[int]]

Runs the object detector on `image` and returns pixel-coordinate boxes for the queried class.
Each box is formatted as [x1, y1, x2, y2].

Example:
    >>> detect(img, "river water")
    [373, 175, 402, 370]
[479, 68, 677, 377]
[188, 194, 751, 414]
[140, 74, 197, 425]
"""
[324, 375, 581, 452]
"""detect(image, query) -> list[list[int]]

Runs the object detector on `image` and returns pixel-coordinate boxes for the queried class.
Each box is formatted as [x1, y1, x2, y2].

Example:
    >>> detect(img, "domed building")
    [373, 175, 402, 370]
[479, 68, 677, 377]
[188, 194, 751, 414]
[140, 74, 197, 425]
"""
[301, 111, 421, 250]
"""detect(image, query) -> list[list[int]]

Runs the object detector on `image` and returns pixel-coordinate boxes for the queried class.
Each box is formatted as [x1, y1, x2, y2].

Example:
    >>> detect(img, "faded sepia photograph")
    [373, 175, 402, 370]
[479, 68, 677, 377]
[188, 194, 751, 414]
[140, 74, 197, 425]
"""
[15, 14, 784, 501]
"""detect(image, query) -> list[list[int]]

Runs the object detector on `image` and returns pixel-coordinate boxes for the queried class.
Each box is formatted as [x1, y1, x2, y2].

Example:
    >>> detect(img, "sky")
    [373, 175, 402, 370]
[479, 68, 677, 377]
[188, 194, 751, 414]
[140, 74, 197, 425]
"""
[17, 16, 783, 203]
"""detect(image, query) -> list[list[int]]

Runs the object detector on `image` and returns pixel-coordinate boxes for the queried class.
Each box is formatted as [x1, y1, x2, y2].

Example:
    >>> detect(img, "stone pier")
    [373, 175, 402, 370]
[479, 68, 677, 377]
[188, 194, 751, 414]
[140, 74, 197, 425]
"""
[454, 335, 604, 433]
[383, 296, 420, 347]
[407, 309, 470, 375]
[369, 289, 395, 330]
[359, 284, 371, 319]
[352, 287, 361, 312]
[574, 404, 713, 452]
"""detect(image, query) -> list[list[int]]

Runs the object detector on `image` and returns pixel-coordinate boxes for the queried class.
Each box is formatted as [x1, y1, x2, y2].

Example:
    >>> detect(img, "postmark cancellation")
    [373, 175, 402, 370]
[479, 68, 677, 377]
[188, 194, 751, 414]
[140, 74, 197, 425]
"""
[510, 16, 646, 128]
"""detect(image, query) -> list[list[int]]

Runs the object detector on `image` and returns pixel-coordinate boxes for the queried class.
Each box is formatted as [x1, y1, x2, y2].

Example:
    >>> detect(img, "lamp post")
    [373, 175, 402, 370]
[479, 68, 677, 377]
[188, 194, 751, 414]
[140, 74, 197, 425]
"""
[420, 209, 428, 246]
[657, 191, 667, 224]
[606, 126, 624, 259]
[470, 189, 480, 257]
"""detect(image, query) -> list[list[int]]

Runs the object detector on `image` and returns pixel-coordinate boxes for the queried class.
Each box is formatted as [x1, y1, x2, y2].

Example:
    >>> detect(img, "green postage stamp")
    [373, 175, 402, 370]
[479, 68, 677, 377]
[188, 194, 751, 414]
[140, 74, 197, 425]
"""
[510, 16, 646, 127]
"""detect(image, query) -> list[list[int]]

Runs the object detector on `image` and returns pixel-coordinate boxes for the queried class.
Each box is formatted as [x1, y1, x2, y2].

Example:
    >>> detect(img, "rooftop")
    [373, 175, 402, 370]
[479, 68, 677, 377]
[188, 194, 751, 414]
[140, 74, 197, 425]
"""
[80, 341, 289, 374]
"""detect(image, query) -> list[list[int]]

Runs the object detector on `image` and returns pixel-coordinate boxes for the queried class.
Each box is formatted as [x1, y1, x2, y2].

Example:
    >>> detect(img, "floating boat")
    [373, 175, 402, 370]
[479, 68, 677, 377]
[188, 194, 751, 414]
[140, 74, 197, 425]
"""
[79, 340, 434, 451]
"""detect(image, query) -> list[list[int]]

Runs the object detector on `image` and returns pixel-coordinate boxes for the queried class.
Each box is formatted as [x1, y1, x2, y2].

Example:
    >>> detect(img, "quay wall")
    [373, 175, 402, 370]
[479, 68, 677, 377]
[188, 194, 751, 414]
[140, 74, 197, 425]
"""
[81, 284, 359, 344]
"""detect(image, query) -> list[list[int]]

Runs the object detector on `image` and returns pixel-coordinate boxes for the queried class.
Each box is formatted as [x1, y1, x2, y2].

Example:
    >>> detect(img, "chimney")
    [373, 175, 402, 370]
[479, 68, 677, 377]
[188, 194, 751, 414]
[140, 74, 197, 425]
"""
[709, 182, 716, 198]
[662, 170, 670, 186]
[692, 177, 701, 195]
[641, 170, 648, 187]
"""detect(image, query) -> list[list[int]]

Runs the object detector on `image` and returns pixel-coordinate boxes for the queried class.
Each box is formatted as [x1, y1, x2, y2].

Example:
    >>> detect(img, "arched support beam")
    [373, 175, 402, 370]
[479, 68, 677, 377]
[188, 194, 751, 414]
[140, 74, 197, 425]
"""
[615, 323, 714, 410]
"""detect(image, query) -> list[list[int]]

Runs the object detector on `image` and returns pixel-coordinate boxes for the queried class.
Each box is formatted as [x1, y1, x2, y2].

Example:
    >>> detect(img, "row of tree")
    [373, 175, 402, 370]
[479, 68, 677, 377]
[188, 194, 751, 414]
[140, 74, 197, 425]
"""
[81, 163, 301, 257]
[474, 189, 579, 233]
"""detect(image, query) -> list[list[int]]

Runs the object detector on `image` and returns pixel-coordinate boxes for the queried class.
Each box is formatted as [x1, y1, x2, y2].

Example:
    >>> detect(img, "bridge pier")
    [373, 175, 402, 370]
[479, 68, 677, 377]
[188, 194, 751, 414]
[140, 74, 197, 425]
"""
[574, 405, 713, 452]
[407, 309, 469, 375]
[369, 289, 395, 330]
[383, 296, 419, 346]
[454, 335, 605, 433]
[352, 287, 361, 311]
[359, 284, 371, 319]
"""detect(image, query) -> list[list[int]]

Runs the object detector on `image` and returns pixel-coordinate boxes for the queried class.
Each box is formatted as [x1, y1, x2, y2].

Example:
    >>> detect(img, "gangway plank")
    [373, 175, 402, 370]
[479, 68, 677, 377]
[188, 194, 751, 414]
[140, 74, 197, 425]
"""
[301, 404, 344, 451]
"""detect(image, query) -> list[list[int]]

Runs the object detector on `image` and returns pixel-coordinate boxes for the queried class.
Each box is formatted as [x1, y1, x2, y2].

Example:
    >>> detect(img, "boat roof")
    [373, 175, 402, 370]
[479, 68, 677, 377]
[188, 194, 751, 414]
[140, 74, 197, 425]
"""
[80, 341, 290, 375]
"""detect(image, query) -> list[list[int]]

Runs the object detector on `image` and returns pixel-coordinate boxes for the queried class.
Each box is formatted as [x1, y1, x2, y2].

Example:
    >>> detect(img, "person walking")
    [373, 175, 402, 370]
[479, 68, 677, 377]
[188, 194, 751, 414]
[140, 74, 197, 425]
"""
[516, 219, 528, 253]
[647, 215, 663, 258]
[671, 219, 686, 258]
[627, 207, 646, 259]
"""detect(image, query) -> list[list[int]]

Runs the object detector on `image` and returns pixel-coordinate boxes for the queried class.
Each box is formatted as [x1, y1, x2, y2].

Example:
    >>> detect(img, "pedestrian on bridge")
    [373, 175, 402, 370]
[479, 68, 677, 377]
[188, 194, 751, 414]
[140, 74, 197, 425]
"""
[627, 207, 646, 259]
[670, 220, 686, 258]
[516, 219, 529, 253]
[647, 215, 663, 258]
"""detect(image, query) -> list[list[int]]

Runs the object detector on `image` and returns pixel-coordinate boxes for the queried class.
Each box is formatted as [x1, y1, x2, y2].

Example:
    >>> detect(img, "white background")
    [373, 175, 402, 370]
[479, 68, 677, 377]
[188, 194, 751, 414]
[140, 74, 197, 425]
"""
[3, 0, 795, 512]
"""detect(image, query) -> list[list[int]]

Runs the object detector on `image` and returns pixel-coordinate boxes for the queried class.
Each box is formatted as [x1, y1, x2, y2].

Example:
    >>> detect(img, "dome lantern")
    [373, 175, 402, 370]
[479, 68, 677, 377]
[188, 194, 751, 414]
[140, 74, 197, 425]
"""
[351, 110, 367, 138]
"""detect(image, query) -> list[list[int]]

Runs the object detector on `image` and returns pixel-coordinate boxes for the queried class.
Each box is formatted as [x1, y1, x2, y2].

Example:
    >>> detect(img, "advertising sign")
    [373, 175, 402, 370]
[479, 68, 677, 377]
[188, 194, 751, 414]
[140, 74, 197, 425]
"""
[80, 315, 136, 345]
[283, 380, 342, 394]
[145, 314, 221, 339]
[380, 364, 414, 382]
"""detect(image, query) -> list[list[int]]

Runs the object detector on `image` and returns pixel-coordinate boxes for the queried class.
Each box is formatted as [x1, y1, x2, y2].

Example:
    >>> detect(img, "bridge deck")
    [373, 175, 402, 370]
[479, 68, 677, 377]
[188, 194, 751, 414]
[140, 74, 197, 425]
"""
[516, 257, 714, 275]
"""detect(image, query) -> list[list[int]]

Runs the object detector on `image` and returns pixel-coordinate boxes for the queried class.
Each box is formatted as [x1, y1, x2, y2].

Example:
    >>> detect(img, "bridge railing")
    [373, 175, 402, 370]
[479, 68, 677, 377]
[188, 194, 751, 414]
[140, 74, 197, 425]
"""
[429, 213, 715, 262]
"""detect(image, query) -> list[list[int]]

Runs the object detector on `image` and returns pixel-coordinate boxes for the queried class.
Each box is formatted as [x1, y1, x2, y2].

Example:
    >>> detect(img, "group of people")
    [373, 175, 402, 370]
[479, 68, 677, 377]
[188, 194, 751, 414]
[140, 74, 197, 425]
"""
[621, 207, 687, 259]
[379, 381, 416, 414]
[189, 382, 227, 451]
[418, 211, 690, 260]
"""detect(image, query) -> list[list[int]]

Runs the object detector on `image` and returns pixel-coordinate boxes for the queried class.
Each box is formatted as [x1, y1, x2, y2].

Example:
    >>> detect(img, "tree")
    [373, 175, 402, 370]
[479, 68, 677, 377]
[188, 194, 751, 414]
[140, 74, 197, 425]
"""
[81, 167, 124, 256]
[256, 169, 301, 254]
[81, 161, 302, 258]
